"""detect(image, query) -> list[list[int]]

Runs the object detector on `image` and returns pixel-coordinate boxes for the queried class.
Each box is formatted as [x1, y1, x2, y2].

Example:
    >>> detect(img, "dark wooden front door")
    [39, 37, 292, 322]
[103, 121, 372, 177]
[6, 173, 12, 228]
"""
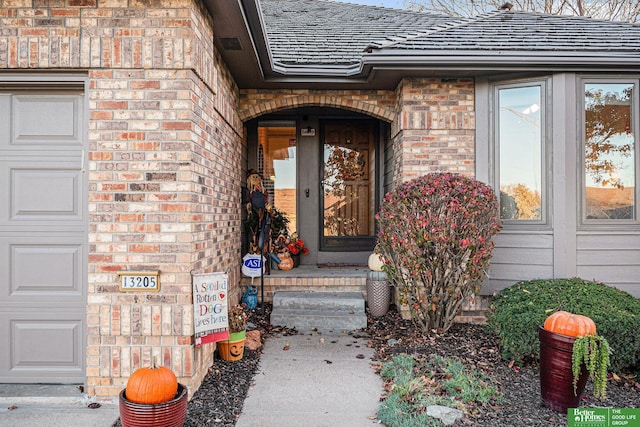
[321, 120, 376, 252]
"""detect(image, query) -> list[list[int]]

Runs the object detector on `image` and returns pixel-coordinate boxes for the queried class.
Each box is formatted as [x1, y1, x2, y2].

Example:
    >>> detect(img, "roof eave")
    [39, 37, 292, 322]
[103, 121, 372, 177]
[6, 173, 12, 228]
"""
[266, 52, 640, 81]
[364, 50, 640, 67]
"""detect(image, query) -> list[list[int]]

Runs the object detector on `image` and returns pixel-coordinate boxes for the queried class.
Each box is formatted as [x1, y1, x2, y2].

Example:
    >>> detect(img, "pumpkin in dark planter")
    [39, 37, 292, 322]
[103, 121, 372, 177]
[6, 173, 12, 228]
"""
[539, 311, 610, 413]
[543, 311, 596, 338]
[120, 363, 187, 427]
[125, 364, 178, 404]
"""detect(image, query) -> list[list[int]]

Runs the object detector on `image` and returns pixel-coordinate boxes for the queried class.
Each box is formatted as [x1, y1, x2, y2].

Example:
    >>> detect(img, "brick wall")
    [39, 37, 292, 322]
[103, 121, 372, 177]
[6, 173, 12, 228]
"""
[239, 89, 396, 122]
[0, 0, 243, 399]
[239, 79, 475, 187]
[392, 78, 476, 184]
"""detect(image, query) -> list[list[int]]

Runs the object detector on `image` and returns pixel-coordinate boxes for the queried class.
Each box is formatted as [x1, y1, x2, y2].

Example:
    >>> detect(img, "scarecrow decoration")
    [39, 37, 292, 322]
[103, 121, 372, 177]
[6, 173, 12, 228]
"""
[242, 170, 272, 313]
[245, 170, 272, 256]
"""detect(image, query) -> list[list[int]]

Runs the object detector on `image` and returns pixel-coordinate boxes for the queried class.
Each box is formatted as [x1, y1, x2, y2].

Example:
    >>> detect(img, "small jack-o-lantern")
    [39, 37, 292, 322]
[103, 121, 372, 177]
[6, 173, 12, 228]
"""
[278, 252, 294, 270]
[228, 341, 245, 359]
[218, 335, 246, 361]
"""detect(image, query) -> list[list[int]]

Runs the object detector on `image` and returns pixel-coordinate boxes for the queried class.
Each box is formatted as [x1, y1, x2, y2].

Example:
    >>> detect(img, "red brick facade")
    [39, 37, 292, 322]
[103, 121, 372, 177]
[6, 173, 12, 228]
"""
[393, 78, 476, 183]
[1, 0, 477, 400]
[1, 0, 243, 398]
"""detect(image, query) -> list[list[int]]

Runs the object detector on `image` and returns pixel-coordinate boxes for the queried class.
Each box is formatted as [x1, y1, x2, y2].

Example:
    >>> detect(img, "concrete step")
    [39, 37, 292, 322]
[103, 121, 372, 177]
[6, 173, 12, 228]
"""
[273, 291, 364, 311]
[270, 291, 367, 333]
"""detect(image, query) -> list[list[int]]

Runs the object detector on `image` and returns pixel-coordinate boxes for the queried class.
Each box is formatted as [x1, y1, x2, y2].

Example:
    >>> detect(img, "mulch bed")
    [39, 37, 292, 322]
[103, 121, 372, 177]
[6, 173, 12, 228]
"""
[113, 303, 639, 427]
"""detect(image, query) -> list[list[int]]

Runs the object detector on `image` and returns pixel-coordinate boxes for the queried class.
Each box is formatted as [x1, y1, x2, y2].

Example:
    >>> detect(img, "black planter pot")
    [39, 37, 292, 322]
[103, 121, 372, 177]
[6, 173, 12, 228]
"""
[538, 326, 589, 413]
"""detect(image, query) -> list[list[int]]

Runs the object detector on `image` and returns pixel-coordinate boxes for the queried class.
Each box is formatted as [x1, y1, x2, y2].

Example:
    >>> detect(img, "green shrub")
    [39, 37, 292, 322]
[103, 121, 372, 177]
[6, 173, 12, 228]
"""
[486, 278, 640, 372]
[376, 173, 501, 333]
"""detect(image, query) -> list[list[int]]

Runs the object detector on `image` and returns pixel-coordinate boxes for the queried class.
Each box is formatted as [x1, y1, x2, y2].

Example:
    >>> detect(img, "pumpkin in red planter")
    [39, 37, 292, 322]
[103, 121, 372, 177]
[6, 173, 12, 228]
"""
[125, 363, 178, 404]
[543, 310, 596, 338]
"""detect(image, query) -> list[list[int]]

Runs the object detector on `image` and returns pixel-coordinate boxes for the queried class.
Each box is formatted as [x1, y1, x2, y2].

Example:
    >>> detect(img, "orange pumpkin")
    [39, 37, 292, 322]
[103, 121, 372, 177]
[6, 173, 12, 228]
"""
[125, 363, 178, 404]
[278, 254, 294, 270]
[543, 310, 597, 338]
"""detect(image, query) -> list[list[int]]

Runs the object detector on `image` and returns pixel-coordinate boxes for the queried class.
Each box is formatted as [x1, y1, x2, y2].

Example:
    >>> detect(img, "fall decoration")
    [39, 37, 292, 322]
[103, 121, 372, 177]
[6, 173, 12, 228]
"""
[228, 304, 248, 333]
[368, 250, 385, 272]
[120, 383, 188, 427]
[286, 232, 309, 256]
[125, 362, 178, 404]
[543, 310, 597, 338]
[278, 252, 294, 270]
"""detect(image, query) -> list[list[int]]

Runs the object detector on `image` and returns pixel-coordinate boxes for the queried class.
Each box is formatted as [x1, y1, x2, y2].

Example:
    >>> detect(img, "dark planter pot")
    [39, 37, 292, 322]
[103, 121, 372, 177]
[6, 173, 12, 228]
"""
[538, 326, 589, 413]
[366, 270, 390, 317]
[119, 383, 188, 427]
[292, 253, 300, 267]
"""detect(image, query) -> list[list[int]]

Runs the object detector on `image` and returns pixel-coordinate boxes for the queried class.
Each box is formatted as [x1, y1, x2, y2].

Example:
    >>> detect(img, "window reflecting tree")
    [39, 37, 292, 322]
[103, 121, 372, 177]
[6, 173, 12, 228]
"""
[584, 83, 635, 220]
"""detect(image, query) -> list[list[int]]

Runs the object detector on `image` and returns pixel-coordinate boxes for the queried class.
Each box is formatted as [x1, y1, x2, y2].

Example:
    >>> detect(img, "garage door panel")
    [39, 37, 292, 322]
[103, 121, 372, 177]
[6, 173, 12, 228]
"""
[12, 244, 82, 294]
[11, 169, 81, 220]
[0, 314, 85, 382]
[0, 237, 85, 301]
[12, 94, 82, 146]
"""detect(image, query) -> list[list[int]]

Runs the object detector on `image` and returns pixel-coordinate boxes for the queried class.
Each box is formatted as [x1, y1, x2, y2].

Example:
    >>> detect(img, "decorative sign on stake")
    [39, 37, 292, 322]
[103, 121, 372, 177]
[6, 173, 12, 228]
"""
[192, 272, 230, 346]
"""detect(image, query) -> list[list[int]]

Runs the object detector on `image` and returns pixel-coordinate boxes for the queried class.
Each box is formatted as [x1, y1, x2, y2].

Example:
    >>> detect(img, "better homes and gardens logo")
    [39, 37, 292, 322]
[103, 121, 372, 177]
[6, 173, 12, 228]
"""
[568, 408, 640, 427]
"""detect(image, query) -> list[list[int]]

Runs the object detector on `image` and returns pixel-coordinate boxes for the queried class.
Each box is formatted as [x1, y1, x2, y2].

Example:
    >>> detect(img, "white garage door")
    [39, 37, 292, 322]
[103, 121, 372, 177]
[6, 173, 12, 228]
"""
[0, 86, 86, 383]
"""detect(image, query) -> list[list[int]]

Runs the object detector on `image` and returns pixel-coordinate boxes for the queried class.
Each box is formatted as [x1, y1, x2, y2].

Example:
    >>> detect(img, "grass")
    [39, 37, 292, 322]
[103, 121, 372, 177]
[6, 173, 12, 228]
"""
[377, 353, 502, 426]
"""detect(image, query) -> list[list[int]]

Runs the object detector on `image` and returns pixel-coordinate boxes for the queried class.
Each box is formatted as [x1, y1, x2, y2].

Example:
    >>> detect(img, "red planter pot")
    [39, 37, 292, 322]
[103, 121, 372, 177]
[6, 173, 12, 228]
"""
[119, 383, 188, 427]
[538, 326, 589, 413]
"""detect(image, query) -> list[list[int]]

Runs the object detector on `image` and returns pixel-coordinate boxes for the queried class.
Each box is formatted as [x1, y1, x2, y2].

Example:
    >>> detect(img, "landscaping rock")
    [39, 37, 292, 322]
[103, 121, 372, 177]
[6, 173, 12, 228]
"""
[427, 405, 464, 425]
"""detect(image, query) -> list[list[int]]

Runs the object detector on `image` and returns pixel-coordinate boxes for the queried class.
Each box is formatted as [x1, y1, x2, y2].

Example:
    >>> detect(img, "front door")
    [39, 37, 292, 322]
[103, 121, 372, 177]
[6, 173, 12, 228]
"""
[0, 86, 87, 383]
[320, 120, 377, 253]
[250, 116, 380, 266]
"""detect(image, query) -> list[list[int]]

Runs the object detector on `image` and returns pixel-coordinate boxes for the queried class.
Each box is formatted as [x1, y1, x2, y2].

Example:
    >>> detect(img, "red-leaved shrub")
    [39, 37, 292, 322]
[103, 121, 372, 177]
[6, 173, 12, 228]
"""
[376, 173, 502, 333]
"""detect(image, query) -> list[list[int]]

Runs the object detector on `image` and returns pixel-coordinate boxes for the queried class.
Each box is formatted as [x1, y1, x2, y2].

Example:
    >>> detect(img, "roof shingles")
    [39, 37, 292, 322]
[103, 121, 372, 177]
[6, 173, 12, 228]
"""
[258, 0, 640, 67]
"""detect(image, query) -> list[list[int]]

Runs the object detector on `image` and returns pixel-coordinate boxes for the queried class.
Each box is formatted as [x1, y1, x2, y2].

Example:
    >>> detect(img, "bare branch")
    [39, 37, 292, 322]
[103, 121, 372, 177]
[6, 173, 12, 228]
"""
[407, 0, 640, 22]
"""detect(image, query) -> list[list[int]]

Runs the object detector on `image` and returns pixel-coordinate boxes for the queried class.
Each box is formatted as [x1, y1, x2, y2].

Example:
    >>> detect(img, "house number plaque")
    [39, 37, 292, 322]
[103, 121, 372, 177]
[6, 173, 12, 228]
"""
[119, 271, 160, 292]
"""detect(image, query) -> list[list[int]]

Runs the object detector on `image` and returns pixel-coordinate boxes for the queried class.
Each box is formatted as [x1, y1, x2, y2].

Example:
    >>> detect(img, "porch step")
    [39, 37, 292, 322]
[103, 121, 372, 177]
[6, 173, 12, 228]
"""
[270, 291, 367, 333]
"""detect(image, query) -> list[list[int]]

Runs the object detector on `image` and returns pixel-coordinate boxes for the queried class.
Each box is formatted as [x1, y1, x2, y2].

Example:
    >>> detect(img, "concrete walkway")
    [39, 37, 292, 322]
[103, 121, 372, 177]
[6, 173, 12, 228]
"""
[0, 384, 119, 427]
[236, 333, 382, 427]
[0, 332, 383, 427]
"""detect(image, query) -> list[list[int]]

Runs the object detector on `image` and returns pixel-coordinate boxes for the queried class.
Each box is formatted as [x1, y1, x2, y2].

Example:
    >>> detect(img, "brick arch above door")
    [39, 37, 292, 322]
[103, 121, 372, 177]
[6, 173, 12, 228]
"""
[238, 92, 396, 122]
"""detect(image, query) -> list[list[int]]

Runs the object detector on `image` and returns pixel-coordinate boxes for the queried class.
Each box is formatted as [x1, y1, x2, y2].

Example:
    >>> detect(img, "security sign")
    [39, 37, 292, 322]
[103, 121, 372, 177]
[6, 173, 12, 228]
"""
[242, 253, 265, 278]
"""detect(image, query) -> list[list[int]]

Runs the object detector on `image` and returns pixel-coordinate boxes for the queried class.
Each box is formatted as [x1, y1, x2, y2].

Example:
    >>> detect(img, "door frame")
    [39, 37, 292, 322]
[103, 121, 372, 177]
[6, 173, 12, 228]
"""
[246, 110, 386, 265]
[318, 118, 380, 253]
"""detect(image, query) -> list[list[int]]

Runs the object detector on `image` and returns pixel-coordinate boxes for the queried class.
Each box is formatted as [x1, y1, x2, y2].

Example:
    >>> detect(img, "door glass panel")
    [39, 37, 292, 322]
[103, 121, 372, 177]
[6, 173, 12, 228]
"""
[584, 83, 635, 220]
[322, 122, 375, 248]
[257, 123, 297, 231]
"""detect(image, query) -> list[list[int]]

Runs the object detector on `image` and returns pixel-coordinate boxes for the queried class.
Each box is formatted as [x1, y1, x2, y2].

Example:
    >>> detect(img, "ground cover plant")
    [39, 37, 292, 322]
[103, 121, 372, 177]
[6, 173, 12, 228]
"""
[377, 353, 501, 426]
[487, 278, 640, 372]
[376, 173, 501, 333]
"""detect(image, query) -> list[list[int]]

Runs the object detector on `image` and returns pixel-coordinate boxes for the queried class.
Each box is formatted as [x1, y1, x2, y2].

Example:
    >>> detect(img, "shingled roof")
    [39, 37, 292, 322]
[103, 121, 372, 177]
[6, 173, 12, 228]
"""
[259, 0, 453, 66]
[258, 0, 640, 69]
[368, 10, 640, 54]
